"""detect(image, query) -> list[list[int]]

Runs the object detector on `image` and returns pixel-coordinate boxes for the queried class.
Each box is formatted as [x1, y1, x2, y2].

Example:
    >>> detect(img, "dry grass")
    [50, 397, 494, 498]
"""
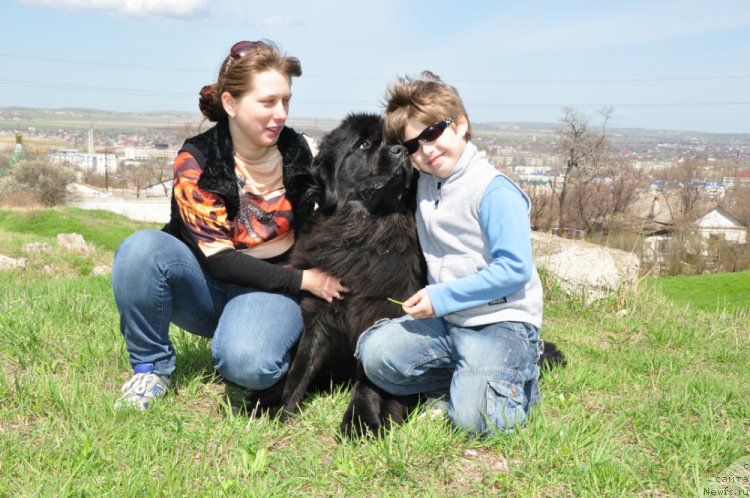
[0, 192, 40, 209]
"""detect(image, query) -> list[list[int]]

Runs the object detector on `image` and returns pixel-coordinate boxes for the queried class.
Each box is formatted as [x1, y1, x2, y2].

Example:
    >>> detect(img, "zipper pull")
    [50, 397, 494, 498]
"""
[435, 182, 441, 208]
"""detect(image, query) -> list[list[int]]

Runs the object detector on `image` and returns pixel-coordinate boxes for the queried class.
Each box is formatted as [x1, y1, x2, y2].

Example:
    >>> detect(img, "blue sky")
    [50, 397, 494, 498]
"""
[1, 0, 749, 133]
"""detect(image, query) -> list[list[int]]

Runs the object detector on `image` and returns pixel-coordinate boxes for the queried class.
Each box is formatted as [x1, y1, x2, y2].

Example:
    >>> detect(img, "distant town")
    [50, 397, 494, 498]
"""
[1, 106, 749, 276]
[2, 106, 749, 195]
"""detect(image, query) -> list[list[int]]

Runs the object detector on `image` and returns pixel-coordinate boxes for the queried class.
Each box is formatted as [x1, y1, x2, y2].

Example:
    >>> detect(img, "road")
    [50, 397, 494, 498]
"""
[68, 196, 170, 223]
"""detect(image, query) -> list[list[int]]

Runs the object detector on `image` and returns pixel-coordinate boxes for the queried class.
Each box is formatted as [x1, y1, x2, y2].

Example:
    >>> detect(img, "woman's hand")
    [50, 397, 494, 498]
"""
[402, 288, 435, 319]
[301, 268, 349, 303]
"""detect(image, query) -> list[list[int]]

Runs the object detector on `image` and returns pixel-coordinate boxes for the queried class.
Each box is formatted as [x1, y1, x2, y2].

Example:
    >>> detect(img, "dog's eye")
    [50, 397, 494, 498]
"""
[359, 140, 371, 150]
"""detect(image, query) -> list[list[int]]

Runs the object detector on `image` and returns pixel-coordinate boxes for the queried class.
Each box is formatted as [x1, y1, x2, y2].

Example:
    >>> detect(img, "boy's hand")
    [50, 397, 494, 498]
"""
[403, 288, 435, 319]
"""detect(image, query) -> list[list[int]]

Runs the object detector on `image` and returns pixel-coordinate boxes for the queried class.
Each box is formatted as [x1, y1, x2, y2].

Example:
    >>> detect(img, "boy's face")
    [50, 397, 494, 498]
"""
[403, 115, 468, 178]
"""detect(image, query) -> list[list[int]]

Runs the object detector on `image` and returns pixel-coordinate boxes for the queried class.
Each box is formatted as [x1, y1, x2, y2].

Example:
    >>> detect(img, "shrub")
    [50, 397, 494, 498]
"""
[0, 175, 21, 197]
[8, 160, 76, 207]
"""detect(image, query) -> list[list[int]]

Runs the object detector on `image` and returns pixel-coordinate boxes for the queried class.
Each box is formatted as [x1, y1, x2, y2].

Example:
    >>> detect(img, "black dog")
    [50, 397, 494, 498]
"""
[249, 113, 565, 437]
[249, 113, 423, 437]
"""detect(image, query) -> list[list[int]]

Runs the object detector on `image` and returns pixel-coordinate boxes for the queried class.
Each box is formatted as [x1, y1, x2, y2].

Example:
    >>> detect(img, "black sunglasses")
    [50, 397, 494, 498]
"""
[402, 118, 454, 155]
[230, 40, 261, 60]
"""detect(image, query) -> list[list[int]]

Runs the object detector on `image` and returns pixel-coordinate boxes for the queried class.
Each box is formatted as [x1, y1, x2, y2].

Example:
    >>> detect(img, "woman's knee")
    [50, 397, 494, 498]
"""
[114, 229, 185, 279]
[212, 341, 287, 390]
[116, 229, 163, 262]
[212, 293, 302, 389]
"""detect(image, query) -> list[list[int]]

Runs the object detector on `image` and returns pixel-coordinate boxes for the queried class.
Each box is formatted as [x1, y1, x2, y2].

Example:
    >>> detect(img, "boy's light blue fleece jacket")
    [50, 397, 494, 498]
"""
[417, 141, 543, 328]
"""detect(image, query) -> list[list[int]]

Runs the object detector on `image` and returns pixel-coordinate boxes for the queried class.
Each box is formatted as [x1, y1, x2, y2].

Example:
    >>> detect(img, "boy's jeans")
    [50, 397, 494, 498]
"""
[356, 315, 542, 435]
[112, 229, 303, 389]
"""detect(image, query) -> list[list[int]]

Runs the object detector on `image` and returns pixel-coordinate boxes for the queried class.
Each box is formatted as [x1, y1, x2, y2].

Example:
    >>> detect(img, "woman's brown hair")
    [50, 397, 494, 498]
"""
[199, 40, 302, 122]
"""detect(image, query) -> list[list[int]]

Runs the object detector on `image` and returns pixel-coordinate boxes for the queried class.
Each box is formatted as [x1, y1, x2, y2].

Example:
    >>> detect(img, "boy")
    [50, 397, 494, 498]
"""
[356, 72, 544, 435]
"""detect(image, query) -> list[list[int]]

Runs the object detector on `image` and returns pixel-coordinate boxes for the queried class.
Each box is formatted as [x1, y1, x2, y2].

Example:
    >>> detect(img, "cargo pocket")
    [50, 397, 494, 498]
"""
[485, 378, 527, 433]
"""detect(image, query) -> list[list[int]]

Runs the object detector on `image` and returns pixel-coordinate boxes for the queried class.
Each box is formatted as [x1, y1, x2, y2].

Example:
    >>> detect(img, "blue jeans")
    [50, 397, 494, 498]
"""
[356, 316, 542, 435]
[111, 229, 303, 390]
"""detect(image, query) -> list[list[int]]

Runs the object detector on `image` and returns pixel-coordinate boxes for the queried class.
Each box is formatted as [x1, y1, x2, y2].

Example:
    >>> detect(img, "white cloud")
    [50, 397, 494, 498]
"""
[18, 0, 208, 17]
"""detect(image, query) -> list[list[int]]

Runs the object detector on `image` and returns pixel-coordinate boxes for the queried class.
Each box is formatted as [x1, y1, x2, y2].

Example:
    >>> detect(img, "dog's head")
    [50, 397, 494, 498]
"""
[309, 113, 415, 216]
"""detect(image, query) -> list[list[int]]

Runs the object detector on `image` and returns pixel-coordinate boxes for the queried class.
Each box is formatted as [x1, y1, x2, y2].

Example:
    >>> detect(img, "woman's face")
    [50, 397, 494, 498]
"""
[403, 115, 468, 178]
[222, 69, 292, 156]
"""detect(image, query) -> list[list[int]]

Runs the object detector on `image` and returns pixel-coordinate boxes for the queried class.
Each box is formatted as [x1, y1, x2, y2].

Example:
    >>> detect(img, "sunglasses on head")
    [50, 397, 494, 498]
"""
[230, 40, 261, 60]
[402, 118, 454, 155]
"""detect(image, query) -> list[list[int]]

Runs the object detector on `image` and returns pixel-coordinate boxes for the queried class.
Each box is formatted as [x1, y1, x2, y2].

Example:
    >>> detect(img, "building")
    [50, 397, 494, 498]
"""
[694, 207, 747, 245]
[121, 145, 178, 163]
[641, 205, 747, 269]
[722, 170, 750, 188]
[48, 150, 118, 174]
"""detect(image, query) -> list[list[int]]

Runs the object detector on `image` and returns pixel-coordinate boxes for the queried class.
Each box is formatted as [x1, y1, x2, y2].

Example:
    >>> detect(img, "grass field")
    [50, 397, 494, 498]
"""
[646, 270, 750, 315]
[0, 207, 160, 253]
[1, 208, 748, 496]
[0, 107, 202, 132]
[0, 135, 76, 150]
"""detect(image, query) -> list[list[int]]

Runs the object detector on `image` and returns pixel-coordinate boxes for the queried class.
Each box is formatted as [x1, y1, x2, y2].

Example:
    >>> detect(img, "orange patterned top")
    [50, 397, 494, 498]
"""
[172, 148, 294, 259]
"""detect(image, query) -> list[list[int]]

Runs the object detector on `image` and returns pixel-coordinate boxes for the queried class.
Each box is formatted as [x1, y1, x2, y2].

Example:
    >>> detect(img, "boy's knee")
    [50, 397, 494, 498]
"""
[357, 323, 413, 389]
[357, 330, 391, 383]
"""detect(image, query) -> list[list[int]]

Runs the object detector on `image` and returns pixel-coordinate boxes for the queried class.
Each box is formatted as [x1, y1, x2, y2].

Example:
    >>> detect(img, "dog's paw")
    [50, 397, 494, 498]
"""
[339, 406, 387, 439]
[244, 390, 286, 420]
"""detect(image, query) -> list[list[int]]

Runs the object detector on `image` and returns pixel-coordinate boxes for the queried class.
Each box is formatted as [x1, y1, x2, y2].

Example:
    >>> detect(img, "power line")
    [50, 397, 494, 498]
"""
[473, 101, 750, 109]
[454, 75, 750, 83]
[1, 52, 749, 83]
[0, 78, 377, 106]
[1, 78, 749, 109]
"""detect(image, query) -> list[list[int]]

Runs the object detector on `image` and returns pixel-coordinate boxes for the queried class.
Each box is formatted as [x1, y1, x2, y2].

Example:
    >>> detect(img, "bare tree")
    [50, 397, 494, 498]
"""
[609, 157, 643, 218]
[720, 185, 750, 227]
[575, 155, 642, 231]
[655, 159, 706, 218]
[564, 162, 640, 232]
[555, 107, 612, 228]
[525, 183, 556, 230]
[116, 159, 167, 192]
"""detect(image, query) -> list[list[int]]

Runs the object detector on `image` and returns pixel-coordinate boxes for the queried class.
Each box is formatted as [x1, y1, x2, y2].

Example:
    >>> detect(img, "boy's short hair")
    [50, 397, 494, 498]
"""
[383, 71, 472, 143]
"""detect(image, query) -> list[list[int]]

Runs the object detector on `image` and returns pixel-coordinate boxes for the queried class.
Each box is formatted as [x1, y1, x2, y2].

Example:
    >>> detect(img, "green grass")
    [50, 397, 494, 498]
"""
[646, 270, 750, 315]
[0, 208, 160, 252]
[1, 209, 749, 496]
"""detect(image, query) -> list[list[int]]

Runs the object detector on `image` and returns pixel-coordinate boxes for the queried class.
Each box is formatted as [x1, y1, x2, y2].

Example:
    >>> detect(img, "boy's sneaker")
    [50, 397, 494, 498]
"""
[420, 396, 450, 420]
[114, 364, 170, 410]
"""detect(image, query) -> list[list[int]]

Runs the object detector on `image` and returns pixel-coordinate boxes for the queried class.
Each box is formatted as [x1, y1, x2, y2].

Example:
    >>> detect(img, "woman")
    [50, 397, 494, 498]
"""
[112, 40, 346, 410]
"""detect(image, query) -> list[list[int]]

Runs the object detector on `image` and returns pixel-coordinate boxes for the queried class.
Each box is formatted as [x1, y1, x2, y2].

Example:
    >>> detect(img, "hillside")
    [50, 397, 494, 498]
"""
[3, 105, 750, 146]
[1, 208, 748, 496]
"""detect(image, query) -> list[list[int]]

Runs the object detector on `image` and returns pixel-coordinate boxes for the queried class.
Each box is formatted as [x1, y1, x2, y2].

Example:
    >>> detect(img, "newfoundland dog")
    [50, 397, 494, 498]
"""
[249, 113, 422, 437]
[248, 113, 564, 438]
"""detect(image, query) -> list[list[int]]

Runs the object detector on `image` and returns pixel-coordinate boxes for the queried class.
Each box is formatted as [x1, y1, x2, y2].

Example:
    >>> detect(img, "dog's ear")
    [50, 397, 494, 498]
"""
[309, 153, 338, 215]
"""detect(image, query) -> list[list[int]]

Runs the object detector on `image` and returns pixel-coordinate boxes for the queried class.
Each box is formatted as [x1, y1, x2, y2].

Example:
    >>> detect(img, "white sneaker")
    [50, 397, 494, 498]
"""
[114, 364, 170, 410]
[420, 397, 450, 419]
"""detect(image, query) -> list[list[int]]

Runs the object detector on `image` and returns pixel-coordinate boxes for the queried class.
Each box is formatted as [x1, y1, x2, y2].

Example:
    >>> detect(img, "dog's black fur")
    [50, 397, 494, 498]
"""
[249, 113, 565, 438]
[248, 113, 422, 437]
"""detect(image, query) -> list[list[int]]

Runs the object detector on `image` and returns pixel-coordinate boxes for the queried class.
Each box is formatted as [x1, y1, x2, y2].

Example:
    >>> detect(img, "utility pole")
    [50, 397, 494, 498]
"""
[104, 147, 110, 192]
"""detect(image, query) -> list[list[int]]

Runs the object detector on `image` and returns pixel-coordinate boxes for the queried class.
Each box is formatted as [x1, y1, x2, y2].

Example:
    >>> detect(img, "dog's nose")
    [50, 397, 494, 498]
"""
[390, 144, 406, 156]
